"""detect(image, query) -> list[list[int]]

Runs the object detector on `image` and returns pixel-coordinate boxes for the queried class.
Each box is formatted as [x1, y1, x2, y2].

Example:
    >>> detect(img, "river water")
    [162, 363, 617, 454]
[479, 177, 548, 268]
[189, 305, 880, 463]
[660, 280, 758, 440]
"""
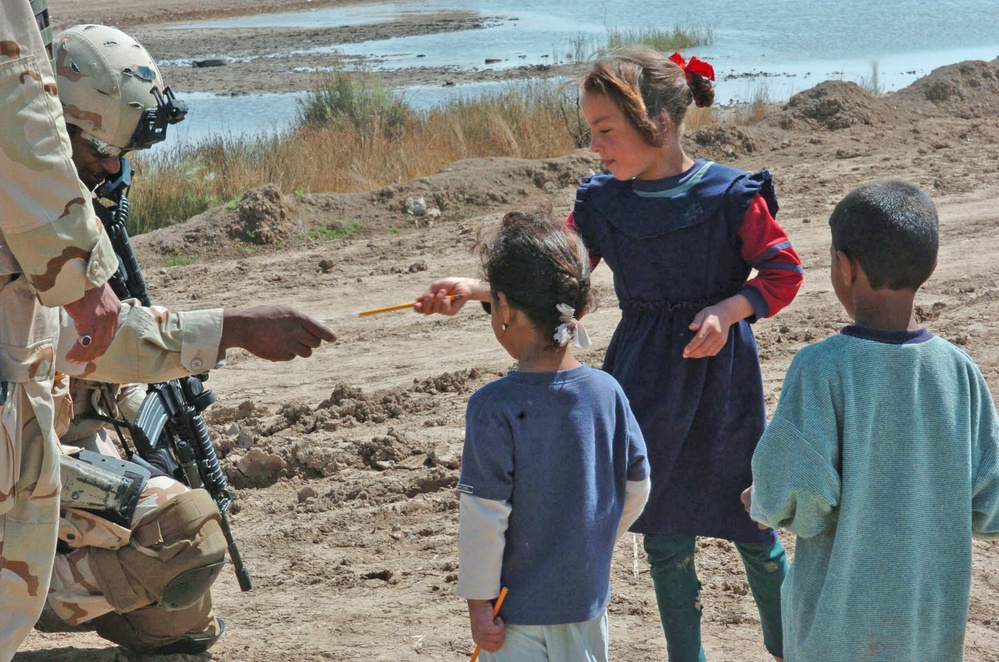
[162, 0, 999, 146]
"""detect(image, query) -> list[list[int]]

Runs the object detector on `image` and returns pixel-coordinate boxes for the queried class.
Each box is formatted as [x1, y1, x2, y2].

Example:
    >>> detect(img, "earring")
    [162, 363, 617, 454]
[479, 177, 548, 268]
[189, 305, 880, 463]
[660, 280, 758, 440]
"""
[499, 323, 508, 338]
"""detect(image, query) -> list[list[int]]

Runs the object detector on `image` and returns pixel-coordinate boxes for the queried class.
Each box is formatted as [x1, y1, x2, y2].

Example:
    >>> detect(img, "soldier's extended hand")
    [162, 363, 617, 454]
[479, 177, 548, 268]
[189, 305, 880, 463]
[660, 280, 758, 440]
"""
[222, 305, 337, 361]
[63, 282, 123, 364]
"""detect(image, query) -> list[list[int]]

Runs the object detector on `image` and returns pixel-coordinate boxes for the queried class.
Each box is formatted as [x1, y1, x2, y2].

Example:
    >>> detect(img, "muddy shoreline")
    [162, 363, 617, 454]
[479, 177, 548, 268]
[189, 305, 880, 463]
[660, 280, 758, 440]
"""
[51, 0, 583, 96]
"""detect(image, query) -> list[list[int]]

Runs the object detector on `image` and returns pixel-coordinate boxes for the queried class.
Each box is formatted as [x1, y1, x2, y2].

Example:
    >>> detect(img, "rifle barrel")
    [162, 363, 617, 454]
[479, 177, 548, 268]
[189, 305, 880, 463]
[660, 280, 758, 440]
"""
[219, 514, 253, 591]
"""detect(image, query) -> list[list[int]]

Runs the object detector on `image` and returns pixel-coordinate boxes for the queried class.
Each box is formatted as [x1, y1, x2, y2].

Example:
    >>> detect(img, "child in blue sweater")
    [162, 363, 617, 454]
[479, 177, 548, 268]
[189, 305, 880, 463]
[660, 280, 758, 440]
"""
[744, 180, 999, 661]
[455, 209, 650, 661]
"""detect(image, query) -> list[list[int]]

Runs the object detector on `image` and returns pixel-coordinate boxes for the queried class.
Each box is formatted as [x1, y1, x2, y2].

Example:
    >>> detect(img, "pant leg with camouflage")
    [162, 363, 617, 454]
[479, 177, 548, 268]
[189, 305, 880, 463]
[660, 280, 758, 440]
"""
[0, 379, 64, 662]
[45, 465, 225, 653]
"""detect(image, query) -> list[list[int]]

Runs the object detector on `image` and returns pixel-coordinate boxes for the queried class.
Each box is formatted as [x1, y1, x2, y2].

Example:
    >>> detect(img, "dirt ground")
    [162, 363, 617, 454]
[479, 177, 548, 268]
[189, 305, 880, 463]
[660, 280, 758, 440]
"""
[19, 1, 999, 661]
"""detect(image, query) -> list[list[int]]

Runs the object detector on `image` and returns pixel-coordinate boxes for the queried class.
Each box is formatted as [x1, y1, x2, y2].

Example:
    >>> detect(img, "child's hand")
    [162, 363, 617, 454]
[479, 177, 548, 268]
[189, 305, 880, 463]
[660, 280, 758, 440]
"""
[414, 277, 480, 316]
[741, 485, 754, 513]
[684, 294, 754, 359]
[468, 598, 505, 653]
[741, 484, 770, 530]
[683, 304, 732, 358]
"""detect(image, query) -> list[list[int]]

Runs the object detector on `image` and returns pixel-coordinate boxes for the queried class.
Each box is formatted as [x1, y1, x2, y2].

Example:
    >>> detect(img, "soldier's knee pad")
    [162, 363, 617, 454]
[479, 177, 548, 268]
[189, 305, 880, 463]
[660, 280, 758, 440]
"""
[90, 488, 227, 613]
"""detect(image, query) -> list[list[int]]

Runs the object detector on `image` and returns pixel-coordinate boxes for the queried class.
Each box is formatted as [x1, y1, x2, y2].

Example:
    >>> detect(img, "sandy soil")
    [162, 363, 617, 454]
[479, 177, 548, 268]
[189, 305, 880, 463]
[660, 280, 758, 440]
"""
[19, 1, 999, 661]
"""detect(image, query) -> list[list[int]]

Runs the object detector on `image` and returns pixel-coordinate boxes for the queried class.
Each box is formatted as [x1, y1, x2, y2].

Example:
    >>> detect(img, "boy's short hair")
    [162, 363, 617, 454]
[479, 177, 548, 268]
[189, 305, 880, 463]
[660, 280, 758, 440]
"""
[829, 179, 938, 290]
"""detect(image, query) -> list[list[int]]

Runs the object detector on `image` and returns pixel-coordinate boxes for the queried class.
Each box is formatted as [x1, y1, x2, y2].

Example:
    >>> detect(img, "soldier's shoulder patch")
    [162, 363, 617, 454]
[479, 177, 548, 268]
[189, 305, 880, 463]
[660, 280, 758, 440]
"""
[455, 483, 474, 496]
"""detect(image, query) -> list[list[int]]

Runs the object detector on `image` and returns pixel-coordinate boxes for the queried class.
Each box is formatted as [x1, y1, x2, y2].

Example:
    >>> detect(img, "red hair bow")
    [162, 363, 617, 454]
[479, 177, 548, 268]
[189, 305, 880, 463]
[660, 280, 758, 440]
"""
[668, 52, 715, 82]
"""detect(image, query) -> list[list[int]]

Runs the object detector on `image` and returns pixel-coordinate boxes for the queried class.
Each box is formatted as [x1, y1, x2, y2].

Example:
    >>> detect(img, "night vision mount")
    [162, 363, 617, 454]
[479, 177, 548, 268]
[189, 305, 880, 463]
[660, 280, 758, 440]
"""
[129, 86, 188, 150]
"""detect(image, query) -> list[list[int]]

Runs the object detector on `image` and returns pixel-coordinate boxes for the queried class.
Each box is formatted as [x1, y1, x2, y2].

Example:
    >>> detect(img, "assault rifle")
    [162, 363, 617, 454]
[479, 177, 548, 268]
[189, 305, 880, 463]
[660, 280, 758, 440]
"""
[94, 162, 253, 592]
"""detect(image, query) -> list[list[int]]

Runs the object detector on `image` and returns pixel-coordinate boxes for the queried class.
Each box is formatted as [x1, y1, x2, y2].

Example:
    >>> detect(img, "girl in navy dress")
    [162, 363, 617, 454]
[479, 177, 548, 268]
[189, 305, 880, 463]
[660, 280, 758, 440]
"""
[418, 46, 802, 662]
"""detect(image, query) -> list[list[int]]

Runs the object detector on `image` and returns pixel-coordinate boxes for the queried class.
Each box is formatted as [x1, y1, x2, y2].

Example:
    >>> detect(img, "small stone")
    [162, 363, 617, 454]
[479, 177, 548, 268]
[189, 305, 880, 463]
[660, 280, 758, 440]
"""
[236, 429, 254, 449]
[297, 486, 317, 503]
[405, 196, 427, 216]
[427, 447, 461, 470]
[234, 449, 283, 487]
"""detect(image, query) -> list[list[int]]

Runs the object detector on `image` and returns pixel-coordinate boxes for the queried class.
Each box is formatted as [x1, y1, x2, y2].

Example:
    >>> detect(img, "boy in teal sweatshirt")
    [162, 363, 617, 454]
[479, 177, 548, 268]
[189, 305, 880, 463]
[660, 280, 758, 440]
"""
[743, 179, 999, 661]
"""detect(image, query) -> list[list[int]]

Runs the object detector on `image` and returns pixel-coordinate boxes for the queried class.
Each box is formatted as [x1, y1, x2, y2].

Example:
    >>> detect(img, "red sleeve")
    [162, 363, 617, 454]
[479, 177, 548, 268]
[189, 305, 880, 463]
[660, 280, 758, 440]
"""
[738, 195, 803, 319]
[566, 211, 602, 272]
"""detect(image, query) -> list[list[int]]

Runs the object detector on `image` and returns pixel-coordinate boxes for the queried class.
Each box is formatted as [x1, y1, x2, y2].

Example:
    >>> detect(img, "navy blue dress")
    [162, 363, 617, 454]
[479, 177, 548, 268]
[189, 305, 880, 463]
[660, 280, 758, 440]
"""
[573, 159, 777, 544]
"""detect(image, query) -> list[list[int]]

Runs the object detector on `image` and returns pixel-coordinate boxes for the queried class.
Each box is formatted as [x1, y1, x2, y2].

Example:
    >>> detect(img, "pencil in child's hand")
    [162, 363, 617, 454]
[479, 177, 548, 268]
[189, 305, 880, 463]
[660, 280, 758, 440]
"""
[469, 587, 508, 662]
[357, 294, 463, 317]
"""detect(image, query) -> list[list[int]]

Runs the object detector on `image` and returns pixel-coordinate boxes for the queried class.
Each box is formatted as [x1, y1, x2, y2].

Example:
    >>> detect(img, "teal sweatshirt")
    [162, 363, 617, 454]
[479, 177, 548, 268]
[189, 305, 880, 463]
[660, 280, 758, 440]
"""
[751, 326, 999, 662]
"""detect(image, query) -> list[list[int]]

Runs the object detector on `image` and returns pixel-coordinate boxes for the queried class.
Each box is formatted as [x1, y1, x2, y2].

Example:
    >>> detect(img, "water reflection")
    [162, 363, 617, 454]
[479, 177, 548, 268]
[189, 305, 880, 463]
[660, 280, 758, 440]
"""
[163, 0, 999, 143]
[162, 82, 528, 147]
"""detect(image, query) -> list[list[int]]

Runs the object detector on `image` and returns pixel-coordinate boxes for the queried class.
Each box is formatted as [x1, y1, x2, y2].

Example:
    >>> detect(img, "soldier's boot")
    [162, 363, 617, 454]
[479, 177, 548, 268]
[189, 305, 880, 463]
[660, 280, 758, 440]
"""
[91, 592, 225, 654]
[33, 604, 95, 634]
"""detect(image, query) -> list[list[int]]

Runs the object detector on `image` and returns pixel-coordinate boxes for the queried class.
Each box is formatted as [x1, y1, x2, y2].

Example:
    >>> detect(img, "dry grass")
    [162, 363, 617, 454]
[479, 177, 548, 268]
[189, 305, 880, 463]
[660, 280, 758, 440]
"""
[128, 75, 587, 234]
[732, 80, 778, 126]
[685, 107, 719, 132]
[129, 66, 771, 235]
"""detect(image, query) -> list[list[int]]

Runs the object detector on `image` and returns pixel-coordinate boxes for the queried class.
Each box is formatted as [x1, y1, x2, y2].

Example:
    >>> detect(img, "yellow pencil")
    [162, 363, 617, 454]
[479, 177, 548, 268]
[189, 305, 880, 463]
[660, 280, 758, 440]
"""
[469, 587, 509, 662]
[357, 294, 463, 317]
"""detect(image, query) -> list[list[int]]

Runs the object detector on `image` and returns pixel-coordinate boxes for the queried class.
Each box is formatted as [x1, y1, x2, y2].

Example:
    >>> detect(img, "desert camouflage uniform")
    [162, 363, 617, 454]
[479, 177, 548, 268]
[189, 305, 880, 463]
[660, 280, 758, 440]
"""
[0, 0, 119, 658]
[57, 301, 225, 385]
[51, 21, 227, 648]
[41, 302, 228, 652]
[44, 444, 226, 653]
[0, 15, 224, 661]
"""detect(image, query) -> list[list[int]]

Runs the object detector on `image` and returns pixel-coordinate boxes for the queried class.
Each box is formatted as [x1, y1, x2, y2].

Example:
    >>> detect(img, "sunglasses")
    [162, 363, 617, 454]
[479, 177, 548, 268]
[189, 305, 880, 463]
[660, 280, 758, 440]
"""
[79, 129, 134, 160]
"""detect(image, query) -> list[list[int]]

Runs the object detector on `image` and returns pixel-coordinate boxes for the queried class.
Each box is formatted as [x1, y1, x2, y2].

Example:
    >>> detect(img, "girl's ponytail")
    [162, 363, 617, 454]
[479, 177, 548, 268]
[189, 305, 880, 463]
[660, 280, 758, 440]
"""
[688, 73, 715, 108]
[668, 51, 715, 108]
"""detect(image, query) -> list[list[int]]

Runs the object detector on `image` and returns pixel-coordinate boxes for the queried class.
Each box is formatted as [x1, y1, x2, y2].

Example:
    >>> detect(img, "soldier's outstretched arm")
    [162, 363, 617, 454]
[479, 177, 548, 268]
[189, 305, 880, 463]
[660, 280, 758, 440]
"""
[56, 302, 336, 384]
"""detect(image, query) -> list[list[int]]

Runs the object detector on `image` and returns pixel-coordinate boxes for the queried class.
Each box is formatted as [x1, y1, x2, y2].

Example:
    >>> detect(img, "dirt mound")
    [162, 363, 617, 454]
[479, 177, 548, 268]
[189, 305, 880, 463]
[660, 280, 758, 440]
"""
[768, 80, 897, 130]
[889, 57, 999, 119]
[130, 183, 298, 257]
[231, 183, 298, 244]
[215, 368, 485, 488]
[132, 151, 601, 267]
[686, 125, 762, 160]
[373, 151, 601, 214]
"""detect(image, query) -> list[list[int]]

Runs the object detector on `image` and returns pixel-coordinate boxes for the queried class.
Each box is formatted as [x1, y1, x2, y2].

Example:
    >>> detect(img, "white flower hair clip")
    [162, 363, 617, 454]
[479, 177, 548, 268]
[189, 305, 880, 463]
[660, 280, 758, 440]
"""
[553, 303, 592, 348]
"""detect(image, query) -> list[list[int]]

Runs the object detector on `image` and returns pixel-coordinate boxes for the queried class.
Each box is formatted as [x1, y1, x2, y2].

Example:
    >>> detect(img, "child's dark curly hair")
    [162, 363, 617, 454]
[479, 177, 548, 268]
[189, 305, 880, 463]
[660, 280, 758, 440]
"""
[480, 207, 591, 350]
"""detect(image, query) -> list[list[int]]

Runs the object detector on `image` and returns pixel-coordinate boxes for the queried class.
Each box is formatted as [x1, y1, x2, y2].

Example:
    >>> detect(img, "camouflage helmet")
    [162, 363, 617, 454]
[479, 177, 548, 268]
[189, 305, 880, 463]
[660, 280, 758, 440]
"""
[55, 24, 186, 151]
